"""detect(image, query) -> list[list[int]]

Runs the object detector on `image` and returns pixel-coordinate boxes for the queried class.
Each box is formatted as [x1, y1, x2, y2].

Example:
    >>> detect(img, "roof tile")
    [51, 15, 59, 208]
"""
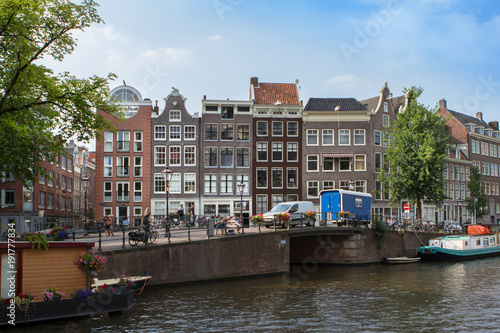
[254, 83, 300, 105]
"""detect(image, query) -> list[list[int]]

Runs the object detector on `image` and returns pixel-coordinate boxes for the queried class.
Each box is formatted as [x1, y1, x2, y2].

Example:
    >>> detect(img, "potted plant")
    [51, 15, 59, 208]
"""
[71, 289, 93, 299]
[13, 293, 35, 318]
[74, 249, 107, 289]
[338, 211, 351, 218]
[21, 231, 49, 252]
[304, 210, 316, 220]
[250, 214, 264, 225]
[42, 287, 65, 301]
[50, 225, 69, 241]
[274, 212, 291, 227]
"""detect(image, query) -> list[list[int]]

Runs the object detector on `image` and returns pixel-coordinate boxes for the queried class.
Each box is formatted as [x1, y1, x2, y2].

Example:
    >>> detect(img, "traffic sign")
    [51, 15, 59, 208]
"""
[404, 204, 410, 212]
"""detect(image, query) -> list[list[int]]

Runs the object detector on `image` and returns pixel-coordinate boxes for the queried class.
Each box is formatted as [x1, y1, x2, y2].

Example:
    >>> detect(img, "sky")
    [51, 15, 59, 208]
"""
[44, 0, 500, 125]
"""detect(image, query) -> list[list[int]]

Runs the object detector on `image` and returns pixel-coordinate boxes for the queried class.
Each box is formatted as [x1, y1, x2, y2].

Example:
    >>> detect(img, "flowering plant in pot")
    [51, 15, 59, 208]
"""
[42, 287, 65, 301]
[250, 214, 264, 224]
[21, 231, 49, 252]
[71, 289, 93, 299]
[274, 212, 291, 226]
[74, 249, 107, 278]
[304, 210, 316, 219]
[338, 211, 350, 218]
[50, 225, 69, 241]
[92, 283, 114, 294]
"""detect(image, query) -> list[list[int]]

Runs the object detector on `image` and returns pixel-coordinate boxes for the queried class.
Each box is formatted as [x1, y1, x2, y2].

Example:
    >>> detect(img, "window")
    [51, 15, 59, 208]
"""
[449, 165, 454, 179]
[2, 190, 14, 208]
[47, 171, 54, 187]
[272, 121, 283, 136]
[257, 168, 267, 188]
[184, 146, 196, 166]
[257, 121, 268, 136]
[237, 147, 250, 167]
[134, 181, 142, 202]
[104, 156, 112, 177]
[272, 195, 283, 208]
[384, 102, 388, 112]
[170, 110, 181, 121]
[104, 131, 113, 152]
[205, 124, 218, 140]
[339, 180, 350, 190]
[154, 126, 166, 140]
[184, 173, 196, 193]
[256, 195, 267, 214]
[170, 173, 181, 193]
[307, 129, 319, 145]
[237, 124, 250, 141]
[323, 180, 335, 190]
[272, 142, 283, 161]
[287, 168, 298, 188]
[205, 105, 218, 112]
[356, 180, 366, 193]
[204, 174, 217, 194]
[154, 146, 166, 166]
[169, 146, 181, 166]
[117, 156, 130, 176]
[67, 178, 72, 192]
[117, 182, 129, 202]
[339, 158, 351, 171]
[184, 125, 196, 140]
[374, 131, 381, 146]
[134, 131, 143, 152]
[131, 156, 142, 177]
[220, 148, 234, 167]
[339, 129, 350, 145]
[238, 106, 250, 112]
[61, 176, 67, 191]
[220, 174, 233, 194]
[354, 155, 366, 171]
[375, 153, 382, 172]
[383, 115, 390, 127]
[287, 142, 298, 162]
[221, 124, 234, 140]
[376, 181, 383, 200]
[307, 181, 319, 198]
[61, 155, 67, 170]
[61, 196, 65, 211]
[288, 122, 298, 136]
[154, 173, 166, 193]
[169, 125, 181, 140]
[307, 155, 319, 171]
[471, 139, 476, 154]
[272, 168, 283, 188]
[323, 129, 334, 145]
[67, 158, 73, 173]
[221, 106, 234, 119]
[257, 142, 267, 161]
[38, 191, 45, 209]
[323, 155, 334, 171]
[236, 174, 250, 194]
[117, 131, 130, 151]
[354, 130, 365, 145]
[204, 147, 217, 167]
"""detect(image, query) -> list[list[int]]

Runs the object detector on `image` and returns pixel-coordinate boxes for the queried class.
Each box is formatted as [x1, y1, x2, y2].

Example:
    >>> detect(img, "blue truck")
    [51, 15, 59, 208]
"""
[320, 189, 372, 226]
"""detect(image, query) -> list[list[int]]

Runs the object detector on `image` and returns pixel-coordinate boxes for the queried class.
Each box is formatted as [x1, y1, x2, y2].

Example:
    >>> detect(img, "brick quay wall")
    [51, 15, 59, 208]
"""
[100, 230, 435, 285]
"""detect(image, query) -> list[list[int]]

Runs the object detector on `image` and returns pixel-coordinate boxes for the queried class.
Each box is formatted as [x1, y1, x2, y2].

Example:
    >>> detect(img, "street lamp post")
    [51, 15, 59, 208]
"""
[81, 175, 90, 230]
[162, 167, 173, 238]
[238, 182, 245, 235]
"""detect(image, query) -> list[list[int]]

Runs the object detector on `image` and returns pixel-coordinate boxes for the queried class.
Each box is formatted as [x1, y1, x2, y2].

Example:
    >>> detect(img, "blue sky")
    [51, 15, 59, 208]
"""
[45, 0, 500, 124]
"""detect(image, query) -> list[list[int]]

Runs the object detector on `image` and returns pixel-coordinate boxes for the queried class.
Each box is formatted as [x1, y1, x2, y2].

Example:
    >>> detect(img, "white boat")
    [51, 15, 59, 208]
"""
[417, 225, 500, 261]
[92, 275, 151, 289]
[383, 257, 421, 264]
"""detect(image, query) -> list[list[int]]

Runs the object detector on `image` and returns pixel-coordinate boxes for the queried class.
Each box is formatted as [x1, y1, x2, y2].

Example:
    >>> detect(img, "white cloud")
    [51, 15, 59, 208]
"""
[207, 35, 222, 41]
[138, 47, 189, 65]
[326, 74, 359, 85]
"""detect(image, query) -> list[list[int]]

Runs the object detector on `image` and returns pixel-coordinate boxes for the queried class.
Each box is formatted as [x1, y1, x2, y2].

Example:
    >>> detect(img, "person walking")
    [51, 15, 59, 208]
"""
[178, 204, 185, 228]
[142, 207, 152, 245]
[105, 212, 114, 237]
[189, 204, 195, 227]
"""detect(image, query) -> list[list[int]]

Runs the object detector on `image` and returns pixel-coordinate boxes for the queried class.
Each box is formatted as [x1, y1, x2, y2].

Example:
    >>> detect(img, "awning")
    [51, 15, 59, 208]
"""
[323, 153, 354, 158]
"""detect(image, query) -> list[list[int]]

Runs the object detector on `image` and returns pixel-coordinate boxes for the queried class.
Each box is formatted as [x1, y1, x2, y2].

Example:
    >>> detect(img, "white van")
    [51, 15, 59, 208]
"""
[262, 201, 316, 227]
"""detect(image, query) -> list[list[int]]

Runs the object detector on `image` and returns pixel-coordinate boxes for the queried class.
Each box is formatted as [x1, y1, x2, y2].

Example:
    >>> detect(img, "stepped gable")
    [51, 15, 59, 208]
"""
[304, 98, 367, 111]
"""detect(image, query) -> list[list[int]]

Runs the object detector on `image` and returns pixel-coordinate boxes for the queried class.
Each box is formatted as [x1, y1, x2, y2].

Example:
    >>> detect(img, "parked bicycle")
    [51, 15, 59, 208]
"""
[128, 224, 159, 246]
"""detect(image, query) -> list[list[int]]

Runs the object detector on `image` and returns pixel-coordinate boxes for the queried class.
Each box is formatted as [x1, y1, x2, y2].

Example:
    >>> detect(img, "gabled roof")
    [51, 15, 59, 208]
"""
[447, 108, 489, 128]
[304, 98, 367, 111]
[360, 95, 405, 113]
[253, 83, 300, 105]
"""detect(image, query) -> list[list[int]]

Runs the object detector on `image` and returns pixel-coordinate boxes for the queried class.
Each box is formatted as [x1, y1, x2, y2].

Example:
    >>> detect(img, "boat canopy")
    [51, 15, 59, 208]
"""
[468, 225, 491, 235]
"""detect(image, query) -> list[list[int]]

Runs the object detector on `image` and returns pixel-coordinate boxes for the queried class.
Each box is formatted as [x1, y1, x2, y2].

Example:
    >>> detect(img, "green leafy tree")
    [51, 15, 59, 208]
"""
[379, 87, 451, 220]
[0, 0, 121, 183]
[465, 165, 488, 223]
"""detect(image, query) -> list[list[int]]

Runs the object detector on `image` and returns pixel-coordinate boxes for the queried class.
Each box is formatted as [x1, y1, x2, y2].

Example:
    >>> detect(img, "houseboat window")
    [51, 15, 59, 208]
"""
[477, 239, 481, 246]
[465, 241, 468, 247]
[490, 238, 496, 246]
[484, 238, 489, 247]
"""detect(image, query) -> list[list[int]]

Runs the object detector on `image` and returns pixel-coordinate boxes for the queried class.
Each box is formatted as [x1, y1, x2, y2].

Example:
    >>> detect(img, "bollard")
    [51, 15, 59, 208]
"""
[98, 230, 102, 252]
[187, 222, 191, 241]
[300, 213, 304, 229]
[273, 217, 276, 232]
[258, 221, 261, 233]
[122, 228, 126, 249]
[167, 220, 171, 244]
[72, 231, 76, 241]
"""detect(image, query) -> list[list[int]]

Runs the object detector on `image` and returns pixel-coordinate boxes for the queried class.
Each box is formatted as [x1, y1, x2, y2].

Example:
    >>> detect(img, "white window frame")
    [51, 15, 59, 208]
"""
[307, 129, 319, 146]
[338, 129, 350, 146]
[155, 125, 166, 140]
[354, 129, 366, 146]
[322, 129, 334, 146]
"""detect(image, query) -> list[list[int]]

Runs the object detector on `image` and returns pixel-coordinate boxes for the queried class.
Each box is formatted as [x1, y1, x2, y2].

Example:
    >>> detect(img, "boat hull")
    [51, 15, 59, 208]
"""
[384, 257, 421, 264]
[417, 246, 500, 261]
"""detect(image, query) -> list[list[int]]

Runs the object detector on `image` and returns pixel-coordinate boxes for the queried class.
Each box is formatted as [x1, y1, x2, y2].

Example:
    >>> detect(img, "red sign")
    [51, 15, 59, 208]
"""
[404, 204, 410, 212]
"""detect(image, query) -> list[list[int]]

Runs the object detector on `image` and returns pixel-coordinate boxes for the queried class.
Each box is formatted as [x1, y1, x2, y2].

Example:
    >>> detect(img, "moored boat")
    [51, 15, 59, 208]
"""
[383, 257, 421, 264]
[417, 225, 500, 261]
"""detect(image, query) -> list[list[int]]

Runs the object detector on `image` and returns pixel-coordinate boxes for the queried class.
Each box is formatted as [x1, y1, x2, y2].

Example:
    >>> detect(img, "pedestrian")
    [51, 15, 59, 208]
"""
[142, 207, 152, 244]
[189, 204, 195, 226]
[105, 212, 114, 237]
[178, 204, 185, 228]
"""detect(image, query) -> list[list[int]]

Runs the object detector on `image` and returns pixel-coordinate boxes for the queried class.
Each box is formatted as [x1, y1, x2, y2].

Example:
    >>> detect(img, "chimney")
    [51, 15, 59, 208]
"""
[153, 100, 159, 115]
[250, 77, 259, 87]
[439, 99, 447, 109]
[476, 112, 483, 121]
[489, 121, 499, 130]
[203, 95, 206, 100]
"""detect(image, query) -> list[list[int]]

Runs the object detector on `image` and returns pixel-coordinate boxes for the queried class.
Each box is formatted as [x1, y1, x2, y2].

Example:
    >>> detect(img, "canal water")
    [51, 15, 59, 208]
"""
[7, 257, 500, 332]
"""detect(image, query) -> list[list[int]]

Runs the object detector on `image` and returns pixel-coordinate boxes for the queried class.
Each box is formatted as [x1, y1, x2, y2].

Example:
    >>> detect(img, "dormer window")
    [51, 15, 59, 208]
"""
[475, 127, 483, 134]
[484, 129, 492, 136]
[466, 124, 473, 132]
[169, 110, 181, 121]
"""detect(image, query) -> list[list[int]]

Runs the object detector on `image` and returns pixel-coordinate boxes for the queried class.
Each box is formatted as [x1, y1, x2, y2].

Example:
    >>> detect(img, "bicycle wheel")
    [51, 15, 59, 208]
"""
[149, 231, 159, 244]
[128, 237, 138, 247]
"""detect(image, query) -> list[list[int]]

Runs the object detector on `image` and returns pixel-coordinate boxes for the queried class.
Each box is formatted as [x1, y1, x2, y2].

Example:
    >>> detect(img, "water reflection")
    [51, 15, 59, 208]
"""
[6, 257, 500, 332]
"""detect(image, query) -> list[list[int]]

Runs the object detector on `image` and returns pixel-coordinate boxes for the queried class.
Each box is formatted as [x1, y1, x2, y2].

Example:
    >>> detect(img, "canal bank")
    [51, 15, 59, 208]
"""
[99, 229, 437, 285]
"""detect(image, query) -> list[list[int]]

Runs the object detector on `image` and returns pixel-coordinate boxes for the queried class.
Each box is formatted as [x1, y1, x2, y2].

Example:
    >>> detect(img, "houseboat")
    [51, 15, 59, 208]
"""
[417, 225, 500, 261]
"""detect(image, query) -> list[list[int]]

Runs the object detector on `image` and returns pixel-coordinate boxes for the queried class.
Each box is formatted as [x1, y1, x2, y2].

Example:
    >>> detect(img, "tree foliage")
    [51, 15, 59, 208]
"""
[0, 0, 121, 183]
[465, 165, 488, 222]
[379, 87, 451, 219]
